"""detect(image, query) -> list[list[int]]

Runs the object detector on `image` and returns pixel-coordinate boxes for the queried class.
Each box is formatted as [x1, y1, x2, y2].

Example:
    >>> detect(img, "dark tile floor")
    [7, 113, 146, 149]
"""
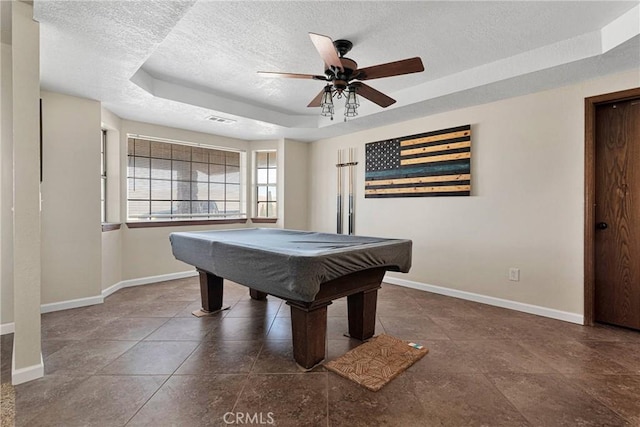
[1, 277, 639, 426]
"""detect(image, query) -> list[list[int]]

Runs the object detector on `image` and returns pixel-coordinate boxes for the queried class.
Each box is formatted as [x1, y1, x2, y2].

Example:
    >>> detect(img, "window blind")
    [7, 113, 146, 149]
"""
[127, 138, 244, 221]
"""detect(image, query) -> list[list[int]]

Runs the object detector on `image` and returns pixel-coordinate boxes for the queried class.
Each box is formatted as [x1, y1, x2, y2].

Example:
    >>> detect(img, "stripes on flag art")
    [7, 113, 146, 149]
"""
[365, 124, 471, 198]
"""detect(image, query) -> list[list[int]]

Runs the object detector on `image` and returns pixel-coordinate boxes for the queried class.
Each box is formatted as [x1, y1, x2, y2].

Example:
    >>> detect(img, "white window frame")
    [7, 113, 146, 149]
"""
[254, 150, 277, 219]
[101, 129, 107, 223]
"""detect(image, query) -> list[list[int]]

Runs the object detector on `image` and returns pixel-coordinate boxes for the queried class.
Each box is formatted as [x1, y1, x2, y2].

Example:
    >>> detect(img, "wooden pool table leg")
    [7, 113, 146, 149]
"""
[249, 289, 268, 300]
[287, 301, 331, 369]
[347, 288, 379, 340]
[197, 269, 224, 313]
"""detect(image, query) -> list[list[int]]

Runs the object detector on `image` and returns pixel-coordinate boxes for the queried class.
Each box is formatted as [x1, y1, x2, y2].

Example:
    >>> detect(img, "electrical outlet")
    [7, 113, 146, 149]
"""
[509, 268, 520, 282]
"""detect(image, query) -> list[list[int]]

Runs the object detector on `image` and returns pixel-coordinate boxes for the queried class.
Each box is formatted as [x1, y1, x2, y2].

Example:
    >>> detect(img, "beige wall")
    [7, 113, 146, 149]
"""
[282, 139, 309, 231]
[310, 70, 639, 316]
[11, 0, 42, 377]
[41, 91, 102, 304]
[101, 230, 121, 292]
[1, 42, 13, 327]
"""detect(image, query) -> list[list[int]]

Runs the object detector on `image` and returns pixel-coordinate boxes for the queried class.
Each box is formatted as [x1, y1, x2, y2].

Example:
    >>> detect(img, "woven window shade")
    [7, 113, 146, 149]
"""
[126, 138, 244, 221]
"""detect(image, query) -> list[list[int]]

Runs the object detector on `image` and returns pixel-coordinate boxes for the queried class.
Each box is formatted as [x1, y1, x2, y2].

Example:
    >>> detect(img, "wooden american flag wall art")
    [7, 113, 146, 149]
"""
[364, 124, 471, 198]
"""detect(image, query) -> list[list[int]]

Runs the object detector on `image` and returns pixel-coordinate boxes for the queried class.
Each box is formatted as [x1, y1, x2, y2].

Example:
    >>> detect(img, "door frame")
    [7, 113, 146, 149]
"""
[584, 87, 640, 326]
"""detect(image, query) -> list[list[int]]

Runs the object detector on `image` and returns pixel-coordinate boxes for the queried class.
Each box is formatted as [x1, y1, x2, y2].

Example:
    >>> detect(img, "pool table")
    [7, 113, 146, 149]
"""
[170, 228, 412, 369]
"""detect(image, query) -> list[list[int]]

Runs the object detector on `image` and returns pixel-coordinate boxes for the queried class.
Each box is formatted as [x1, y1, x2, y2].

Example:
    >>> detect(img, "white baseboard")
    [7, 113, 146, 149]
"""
[384, 275, 584, 325]
[0, 322, 15, 335]
[1, 270, 199, 333]
[40, 295, 104, 314]
[102, 270, 198, 299]
[12, 347, 44, 385]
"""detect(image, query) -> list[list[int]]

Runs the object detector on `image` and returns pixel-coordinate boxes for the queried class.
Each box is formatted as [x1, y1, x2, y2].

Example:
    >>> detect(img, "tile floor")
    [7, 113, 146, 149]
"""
[1, 277, 639, 426]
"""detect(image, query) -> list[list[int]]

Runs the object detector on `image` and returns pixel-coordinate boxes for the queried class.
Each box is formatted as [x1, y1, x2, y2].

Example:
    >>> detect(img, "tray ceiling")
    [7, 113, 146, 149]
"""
[35, 1, 640, 141]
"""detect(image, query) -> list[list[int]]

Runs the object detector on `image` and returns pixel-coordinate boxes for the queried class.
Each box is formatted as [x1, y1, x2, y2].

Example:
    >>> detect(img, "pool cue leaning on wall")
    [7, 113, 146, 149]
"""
[336, 148, 358, 235]
[348, 148, 355, 235]
[336, 150, 343, 234]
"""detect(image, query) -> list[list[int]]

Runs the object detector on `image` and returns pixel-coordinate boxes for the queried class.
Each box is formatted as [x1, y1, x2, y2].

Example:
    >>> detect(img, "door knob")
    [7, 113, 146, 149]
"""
[596, 222, 608, 230]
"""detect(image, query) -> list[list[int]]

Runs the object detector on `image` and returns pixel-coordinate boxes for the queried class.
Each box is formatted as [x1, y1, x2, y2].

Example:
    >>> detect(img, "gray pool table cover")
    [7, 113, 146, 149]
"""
[169, 228, 412, 302]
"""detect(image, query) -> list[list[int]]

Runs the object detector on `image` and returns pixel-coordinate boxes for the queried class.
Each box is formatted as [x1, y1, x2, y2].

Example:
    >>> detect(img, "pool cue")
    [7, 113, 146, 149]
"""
[336, 149, 343, 234]
[348, 148, 354, 235]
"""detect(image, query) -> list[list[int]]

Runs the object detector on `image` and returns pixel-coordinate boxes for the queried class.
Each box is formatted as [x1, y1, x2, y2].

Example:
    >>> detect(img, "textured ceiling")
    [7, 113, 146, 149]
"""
[34, 1, 640, 142]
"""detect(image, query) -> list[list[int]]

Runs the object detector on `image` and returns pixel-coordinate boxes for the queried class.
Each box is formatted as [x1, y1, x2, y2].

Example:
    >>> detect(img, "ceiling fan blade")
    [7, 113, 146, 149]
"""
[257, 71, 326, 80]
[356, 57, 424, 81]
[352, 82, 396, 108]
[308, 33, 343, 71]
[307, 89, 325, 107]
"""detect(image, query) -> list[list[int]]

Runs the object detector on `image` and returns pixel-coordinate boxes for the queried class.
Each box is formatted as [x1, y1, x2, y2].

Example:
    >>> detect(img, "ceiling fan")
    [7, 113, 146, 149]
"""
[258, 33, 424, 120]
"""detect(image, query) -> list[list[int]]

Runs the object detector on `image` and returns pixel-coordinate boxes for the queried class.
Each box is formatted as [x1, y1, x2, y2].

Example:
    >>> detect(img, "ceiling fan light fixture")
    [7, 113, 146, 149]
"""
[320, 85, 335, 119]
[344, 86, 359, 118]
[321, 102, 334, 118]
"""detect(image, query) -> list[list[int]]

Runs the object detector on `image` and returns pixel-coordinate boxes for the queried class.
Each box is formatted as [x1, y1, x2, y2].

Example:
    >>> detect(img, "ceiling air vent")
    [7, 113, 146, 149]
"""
[205, 115, 236, 124]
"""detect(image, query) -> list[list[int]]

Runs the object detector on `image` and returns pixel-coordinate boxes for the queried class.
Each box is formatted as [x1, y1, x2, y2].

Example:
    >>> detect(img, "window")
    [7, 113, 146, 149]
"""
[101, 129, 107, 223]
[127, 138, 245, 222]
[255, 151, 277, 218]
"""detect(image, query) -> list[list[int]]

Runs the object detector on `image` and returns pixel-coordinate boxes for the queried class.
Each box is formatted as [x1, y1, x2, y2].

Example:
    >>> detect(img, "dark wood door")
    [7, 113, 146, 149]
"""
[594, 97, 640, 330]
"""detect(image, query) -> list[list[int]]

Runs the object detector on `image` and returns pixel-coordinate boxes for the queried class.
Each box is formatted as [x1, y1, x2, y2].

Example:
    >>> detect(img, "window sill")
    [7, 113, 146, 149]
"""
[126, 218, 248, 229]
[250, 218, 278, 224]
[102, 223, 122, 232]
